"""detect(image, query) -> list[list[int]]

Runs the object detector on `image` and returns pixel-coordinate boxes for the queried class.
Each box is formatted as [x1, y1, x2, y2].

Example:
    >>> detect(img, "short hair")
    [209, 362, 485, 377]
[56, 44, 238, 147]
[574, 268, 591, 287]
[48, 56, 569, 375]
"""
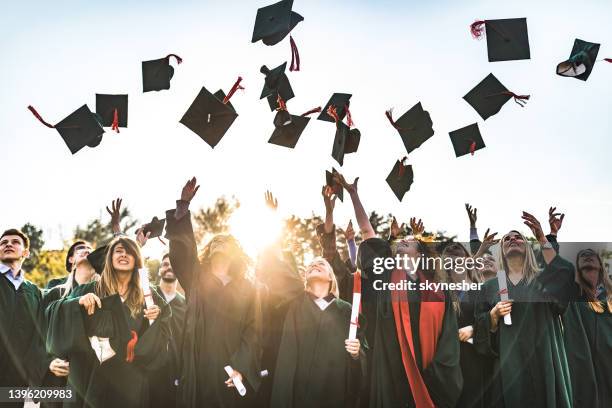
[1, 229, 30, 250]
[66, 240, 92, 272]
[161, 253, 170, 262]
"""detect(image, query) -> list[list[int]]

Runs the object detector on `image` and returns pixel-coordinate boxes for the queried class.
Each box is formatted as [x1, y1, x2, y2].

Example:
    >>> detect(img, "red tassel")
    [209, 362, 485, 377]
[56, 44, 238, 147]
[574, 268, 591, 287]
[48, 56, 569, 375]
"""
[276, 94, 287, 111]
[470, 20, 486, 39]
[223, 77, 244, 104]
[166, 54, 183, 64]
[501, 91, 530, 107]
[498, 288, 508, 296]
[385, 109, 401, 130]
[126, 330, 138, 363]
[603, 58, 612, 63]
[327, 105, 340, 123]
[345, 105, 354, 128]
[300, 106, 322, 117]
[289, 35, 300, 72]
[111, 108, 120, 133]
[27, 106, 55, 128]
[350, 271, 361, 327]
[398, 156, 408, 179]
[469, 141, 477, 156]
[158, 237, 167, 246]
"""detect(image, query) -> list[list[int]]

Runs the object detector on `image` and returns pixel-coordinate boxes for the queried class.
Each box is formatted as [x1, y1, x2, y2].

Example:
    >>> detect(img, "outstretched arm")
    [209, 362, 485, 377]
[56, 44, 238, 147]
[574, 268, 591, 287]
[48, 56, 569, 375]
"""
[334, 172, 375, 240]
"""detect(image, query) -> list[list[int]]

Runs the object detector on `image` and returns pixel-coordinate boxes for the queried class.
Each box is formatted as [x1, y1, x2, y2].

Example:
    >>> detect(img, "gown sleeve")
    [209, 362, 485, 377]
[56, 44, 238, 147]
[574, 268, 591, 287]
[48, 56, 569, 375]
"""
[165, 208, 200, 294]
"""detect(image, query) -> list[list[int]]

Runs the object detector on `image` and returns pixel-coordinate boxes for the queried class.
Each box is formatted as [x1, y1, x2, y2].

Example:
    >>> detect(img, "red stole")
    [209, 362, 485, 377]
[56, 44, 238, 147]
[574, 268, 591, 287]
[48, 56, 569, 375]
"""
[390, 269, 445, 408]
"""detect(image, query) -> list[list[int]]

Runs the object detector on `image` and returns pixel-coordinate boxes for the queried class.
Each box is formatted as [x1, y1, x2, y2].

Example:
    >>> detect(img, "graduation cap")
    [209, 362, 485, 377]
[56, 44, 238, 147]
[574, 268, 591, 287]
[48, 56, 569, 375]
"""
[331, 121, 361, 166]
[318, 93, 352, 122]
[449, 123, 485, 157]
[470, 18, 530, 62]
[180, 86, 239, 148]
[142, 217, 166, 239]
[463, 73, 530, 120]
[556, 39, 606, 81]
[385, 102, 434, 155]
[85, 294, 132, 363]
[325, 168, 343, 202]
[252, 0, 303, 46]
[386, 157, 414, 201]
[142, 54, 182, 92]
[260, 63, 295, 110]
[27, 104, 105, 154]
[87, 245, 108, 275]
[96, 94, 128, 133]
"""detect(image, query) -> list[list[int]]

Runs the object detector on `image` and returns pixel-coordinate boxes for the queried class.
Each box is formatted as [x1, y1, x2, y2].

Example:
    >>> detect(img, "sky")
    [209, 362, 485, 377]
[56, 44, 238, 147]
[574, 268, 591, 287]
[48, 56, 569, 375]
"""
[1, 0, 611, 258]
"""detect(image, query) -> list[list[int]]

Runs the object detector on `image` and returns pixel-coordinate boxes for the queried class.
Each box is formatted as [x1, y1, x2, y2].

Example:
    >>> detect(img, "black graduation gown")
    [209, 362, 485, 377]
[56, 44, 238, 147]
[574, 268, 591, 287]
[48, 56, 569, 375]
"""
[165, 209, 261, 408]
[148, 288, 188, 408]
[45, 281, 171, 408]
[270, 293, 365, 408]
[563, 287, 612, 408]
[359, 239, 463, 408]
[0, 273, 49, 393]
[473, 255, 574, 408]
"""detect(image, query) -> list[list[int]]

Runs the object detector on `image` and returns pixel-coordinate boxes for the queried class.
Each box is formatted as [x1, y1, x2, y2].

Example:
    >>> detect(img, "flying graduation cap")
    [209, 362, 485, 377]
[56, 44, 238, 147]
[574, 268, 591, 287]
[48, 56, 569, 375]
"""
[96, 94, 128, 133]
[463, 73, 530, 120]
[27, 104, 105, 154]
[142, 217, 166, 239]
[268, 98, 320, 149]
[180, 77, 244, 148]
[325, 168, 344, 202]
[449, 123, 485, 157]
[386, 157, 414, 201]
[470, 18, 530, 62]
[318, 93, 352, 123]
[260, 63, 295, 111]
[252, 0, 304, 71]
[142, 54, 182, 92]
[325, 103, 360, 166]
[556, 39, 611, 81]
[385, 102, 434, 155]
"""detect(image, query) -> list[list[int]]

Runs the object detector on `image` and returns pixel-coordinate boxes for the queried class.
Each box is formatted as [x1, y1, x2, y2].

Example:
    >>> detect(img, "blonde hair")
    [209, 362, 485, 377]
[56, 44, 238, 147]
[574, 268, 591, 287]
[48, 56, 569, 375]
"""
[499, 230, 541, 284]
[96, 237, 144, 318]
[304, 257, 339, 298]
[441, 242, 483, 283]
[575, 249, 612, 313]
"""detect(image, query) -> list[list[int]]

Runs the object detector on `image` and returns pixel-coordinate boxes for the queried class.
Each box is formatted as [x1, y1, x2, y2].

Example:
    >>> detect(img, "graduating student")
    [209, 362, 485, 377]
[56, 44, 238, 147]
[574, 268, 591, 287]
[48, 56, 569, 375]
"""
[45, 240, 94, 289]
[46, 235, 171, 408]
[0, 229, 49, 403]
[165, 177, 261, 408]
[563, 248, 612, 408]
[270, 256, 365, 408]
[473, 211, 574, 408]
[334, 172, 463, 408]
[149, 253, 187, 408]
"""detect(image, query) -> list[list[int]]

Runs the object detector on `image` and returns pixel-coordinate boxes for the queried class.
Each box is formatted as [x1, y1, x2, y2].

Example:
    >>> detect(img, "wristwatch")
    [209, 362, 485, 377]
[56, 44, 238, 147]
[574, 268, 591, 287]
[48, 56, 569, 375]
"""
[541, 241, 553, 250]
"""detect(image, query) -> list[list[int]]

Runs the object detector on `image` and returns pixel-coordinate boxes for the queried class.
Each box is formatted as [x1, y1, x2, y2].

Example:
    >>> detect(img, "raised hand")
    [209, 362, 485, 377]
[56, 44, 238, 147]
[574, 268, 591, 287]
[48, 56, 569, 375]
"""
[181, 177, 200, 202]
[476, 228, 499, 256]
[333, 171, 359, 195]
[265, 190, 279, 211]
[390, 217, 405, 239]
[548, 206, 565, 236]
[409, 217, 425, 237]
[135, 228, 151, 248]
[465, 203, 477, 228]
[106, 198, 123, 234]
[521, 211, 546, 243]
[322, 185, 336, 213]
[344, 220, 355, 241]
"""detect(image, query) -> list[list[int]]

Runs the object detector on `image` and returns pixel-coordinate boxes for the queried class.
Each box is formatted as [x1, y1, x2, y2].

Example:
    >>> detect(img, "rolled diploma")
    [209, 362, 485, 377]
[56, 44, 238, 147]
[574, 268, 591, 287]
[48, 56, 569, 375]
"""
[348, 293, 361, 340]
[224, 365, 246, 396]
[497, 269, 512, 325]
[139, 268, 155, 325]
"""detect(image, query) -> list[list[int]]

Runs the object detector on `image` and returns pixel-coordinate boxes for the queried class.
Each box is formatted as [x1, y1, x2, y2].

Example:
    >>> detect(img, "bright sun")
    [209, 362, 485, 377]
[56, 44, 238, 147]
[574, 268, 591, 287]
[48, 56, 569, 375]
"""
[227, 204, 283, 259]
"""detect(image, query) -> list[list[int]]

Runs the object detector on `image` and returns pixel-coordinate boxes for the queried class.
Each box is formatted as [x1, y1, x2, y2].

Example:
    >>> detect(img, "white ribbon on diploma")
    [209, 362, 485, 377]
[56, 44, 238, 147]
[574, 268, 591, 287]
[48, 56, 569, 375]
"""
[139, 268, 155, 325]
[224, 365, 246, 396]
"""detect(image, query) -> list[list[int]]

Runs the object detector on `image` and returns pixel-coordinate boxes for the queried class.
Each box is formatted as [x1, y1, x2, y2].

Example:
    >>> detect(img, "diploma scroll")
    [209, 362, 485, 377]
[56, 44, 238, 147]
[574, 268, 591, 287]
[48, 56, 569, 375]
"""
[139, 268, 156, 325]
[224, 365, 247, 396]
[497, 270, 512, 325]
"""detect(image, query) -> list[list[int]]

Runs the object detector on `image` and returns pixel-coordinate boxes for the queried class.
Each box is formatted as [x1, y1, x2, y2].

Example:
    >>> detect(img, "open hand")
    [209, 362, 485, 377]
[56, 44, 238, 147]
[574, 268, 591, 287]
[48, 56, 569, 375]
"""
[265, 190, 279, 211]
[181, 177, 200, 202]
[106, 198, 123, 234]
[521, 211, 545, 243]
[548, 207, 565, 236]
[465, 203, 477, 228]
[409, 217, 425, 237]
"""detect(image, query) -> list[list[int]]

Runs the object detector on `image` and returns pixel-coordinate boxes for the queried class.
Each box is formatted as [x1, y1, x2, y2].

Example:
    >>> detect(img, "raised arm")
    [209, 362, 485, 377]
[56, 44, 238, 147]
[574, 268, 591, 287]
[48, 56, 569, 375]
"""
[334, 172, 375, 240]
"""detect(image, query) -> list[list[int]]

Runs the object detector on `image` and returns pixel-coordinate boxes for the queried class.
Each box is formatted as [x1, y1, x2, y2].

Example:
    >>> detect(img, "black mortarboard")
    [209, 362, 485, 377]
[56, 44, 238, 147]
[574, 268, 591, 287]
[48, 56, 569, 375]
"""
[87, 245, 108, 275]
[28, 104, 105, 154]
[463, 73, 529, 120]
[556, 39, 601, 81]
[387, 102, 434, 155]
[318, 93, 352, 122]
[142, 217, 166, 239]
[449, 123, 486, 157]
[471, 18, 530, 62]
[95, 94, 128, 129]
[331, 121, 361, 166]
[386, 158, 414, 201]
[252, 0, 304, 46]
[325, 168, 343, 202]
[142, 54, 182, 92]
[260, 63, 295, 111]
[268, 113, 309, 148]
[180, 87, 238, 148]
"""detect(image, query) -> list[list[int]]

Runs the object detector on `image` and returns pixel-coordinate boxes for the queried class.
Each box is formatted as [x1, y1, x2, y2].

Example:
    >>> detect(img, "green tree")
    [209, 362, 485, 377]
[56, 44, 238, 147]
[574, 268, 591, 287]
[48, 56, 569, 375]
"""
[21, 223, 44, 272]
[27, 249, 67, 288]
[192, 196, 239, 243]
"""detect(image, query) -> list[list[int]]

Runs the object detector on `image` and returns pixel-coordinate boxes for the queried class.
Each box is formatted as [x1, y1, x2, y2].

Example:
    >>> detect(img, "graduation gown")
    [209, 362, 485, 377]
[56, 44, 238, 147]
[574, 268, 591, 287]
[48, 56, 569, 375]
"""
[270, 293, 366, 408]
[165, 209, 261, 408]
[0, 273, 49, 391]
[473, 255, 574, 408]
[359, 239, 462, 408]
[563, 287, 612, 408]
[45, 281, 171, 408]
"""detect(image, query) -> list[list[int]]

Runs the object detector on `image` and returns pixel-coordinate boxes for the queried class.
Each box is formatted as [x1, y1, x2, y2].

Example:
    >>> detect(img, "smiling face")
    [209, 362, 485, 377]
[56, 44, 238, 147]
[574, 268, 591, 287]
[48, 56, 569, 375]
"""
[0, 235, 29, 263]
[159, 256, 176, 282]
[501, 231, 527, 258]
[111, 243, 136, 272]
[304, 258, 333, 283]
